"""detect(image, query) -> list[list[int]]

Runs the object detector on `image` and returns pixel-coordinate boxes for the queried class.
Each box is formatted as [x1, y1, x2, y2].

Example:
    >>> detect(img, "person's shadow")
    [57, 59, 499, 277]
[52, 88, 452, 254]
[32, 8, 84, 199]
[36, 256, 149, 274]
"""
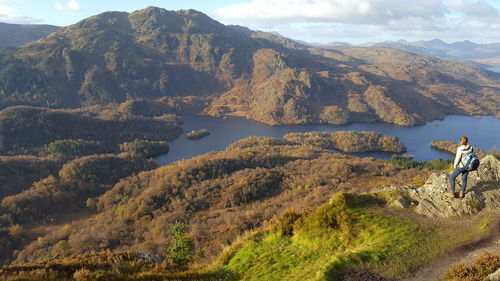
[468, 181, 499, 193]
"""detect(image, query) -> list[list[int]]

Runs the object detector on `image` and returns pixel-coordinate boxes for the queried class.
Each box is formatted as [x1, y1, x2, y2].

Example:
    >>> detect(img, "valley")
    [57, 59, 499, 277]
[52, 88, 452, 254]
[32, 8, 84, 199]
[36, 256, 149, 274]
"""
[0, 5, 499, 281]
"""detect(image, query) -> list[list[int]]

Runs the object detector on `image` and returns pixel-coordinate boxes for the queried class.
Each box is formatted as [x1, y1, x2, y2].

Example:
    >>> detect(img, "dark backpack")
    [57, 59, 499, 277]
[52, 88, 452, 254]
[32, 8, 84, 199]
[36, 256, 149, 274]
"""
[462, 148, 480, 171]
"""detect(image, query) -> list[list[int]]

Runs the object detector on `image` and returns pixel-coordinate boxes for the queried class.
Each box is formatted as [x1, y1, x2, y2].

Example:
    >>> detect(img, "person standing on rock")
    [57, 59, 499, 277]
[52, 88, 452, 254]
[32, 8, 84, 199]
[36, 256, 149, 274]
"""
[447, 136, 474, 198]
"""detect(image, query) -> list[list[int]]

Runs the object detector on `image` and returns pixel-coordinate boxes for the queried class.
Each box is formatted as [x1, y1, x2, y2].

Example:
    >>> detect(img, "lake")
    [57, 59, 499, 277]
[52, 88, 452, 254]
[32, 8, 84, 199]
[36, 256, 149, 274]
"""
[155, 114, 500, 165]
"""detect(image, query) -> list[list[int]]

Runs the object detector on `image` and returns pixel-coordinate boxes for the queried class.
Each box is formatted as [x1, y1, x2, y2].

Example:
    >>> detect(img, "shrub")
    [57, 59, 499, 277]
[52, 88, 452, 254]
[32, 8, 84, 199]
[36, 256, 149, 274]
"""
[167, 222, 197, 266]
[388, 155, 451, 170]
[270, 209, 303, 237]
[54, 240, 71, 256]
[443, 253, 500, 281]
[295, 193, 353, 239]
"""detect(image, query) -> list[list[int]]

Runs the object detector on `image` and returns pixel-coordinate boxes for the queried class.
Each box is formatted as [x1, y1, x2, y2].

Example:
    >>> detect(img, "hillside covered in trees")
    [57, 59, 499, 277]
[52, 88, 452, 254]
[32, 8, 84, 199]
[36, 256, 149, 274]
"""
[1, 123, 498, 280]
[0, 101, 186, 266]
[0, 105, 182, 155]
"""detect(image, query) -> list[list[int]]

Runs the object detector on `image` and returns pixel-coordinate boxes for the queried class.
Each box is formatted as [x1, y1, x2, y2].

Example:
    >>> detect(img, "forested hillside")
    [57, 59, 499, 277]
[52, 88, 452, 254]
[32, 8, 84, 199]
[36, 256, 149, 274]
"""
[0, 134, 433, 266]
[0, 105, 181, 155]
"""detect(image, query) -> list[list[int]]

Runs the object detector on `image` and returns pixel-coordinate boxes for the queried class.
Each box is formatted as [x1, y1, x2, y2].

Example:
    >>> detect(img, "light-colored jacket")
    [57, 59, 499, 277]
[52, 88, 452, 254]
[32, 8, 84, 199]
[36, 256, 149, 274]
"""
[454, 144, 474, 169]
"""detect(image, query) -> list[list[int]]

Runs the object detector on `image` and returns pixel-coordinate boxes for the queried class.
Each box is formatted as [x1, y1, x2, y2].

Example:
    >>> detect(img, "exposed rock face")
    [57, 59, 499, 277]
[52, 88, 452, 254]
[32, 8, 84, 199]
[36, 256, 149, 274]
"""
[384, 155, 500, 218]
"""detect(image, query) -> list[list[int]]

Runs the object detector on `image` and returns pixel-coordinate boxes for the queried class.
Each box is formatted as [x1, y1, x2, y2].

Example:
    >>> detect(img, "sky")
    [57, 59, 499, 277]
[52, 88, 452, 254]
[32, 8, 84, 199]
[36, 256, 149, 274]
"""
[1, 0, 500, 44]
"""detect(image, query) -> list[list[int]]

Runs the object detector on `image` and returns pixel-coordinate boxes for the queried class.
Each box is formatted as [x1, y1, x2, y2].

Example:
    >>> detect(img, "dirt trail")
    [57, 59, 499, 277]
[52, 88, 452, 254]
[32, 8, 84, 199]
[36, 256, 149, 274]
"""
[403, 214, 500, 281]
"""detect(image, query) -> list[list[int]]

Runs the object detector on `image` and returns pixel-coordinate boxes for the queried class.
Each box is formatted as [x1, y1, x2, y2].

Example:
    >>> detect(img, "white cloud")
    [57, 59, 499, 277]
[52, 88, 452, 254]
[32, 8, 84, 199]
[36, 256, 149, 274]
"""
[267, 19, 500, 44]
[213, 0, 500, 44]
[448, 0, 499, 17]
[448, 0, 499, 23]
[54, 0, 81, 12]
[0, 4, 41, 23]
[215, 0, 447, 27]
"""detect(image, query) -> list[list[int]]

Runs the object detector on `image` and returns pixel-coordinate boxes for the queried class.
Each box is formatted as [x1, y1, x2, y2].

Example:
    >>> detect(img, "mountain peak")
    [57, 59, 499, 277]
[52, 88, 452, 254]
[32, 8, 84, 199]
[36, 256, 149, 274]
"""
[74, 11, 129, 27]
[427, 39, 446, 44]
[177, 8, 209, 17]
[7, 7, 500, 126]
[139, 6, 165, 13]
[127, 6, 226, 35]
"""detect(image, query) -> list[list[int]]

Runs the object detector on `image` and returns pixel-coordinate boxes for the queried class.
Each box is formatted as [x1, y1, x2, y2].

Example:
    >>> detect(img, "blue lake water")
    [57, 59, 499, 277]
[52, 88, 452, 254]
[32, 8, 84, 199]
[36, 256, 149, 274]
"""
[155, 114, 500, 165]
[487, 67, 500, 73]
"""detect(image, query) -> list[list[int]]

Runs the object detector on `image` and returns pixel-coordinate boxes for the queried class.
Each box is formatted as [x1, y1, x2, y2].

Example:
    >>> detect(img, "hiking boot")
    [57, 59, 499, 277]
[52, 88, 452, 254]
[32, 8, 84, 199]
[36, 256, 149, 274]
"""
[445, 192, 456, 198]
[459, 191, 465, 198]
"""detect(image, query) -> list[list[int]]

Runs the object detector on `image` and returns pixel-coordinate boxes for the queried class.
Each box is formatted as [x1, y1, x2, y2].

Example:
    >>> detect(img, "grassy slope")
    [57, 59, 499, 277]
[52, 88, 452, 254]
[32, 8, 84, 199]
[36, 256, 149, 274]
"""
[0, 193, 492, 281]
[222, 193, 489, 281]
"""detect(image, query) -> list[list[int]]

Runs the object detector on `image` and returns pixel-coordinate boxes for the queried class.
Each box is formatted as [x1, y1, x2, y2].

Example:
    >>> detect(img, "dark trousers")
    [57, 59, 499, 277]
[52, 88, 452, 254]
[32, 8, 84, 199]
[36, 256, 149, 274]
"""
[449, 167, 469, 193]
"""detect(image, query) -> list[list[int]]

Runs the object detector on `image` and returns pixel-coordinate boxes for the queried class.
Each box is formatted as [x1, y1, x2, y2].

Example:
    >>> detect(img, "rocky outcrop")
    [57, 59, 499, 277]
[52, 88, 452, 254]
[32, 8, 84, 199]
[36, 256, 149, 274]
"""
[383, 155, 500, 218]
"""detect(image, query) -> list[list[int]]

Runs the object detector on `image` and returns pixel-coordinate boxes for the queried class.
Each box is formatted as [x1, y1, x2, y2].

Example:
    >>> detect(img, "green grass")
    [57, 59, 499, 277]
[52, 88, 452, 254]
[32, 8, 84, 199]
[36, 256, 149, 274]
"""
[222, 193, 489, 281]
[388, 155, 452, 170]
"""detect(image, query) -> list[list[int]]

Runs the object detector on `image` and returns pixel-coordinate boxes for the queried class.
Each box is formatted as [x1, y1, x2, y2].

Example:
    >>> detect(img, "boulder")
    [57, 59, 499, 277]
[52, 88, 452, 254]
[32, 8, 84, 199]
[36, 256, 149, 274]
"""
[454, 155, 500, 187]
[389, 196, 411, 209]
[380, 155, 500, 218]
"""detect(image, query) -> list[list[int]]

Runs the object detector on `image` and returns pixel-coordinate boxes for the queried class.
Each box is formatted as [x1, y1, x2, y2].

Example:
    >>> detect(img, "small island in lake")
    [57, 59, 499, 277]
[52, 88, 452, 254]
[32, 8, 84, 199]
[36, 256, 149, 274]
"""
[186, 129, 210, 140]
[283, 131, 406, 153]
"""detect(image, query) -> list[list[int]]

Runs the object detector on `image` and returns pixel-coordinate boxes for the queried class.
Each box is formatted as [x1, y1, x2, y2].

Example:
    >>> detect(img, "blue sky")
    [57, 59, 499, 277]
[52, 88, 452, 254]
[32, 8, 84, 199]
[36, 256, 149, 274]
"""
[1, 0, 500, 44]
[0, 0, 232, 25]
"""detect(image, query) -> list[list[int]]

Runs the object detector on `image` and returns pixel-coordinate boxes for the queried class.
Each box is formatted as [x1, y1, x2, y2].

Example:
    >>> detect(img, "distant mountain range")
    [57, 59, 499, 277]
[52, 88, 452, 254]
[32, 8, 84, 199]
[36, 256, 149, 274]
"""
[0, 22, 59, 48]
[0, 7, 498, 126]
[371, 39, 500, 67]
[320, 39, 500, 68]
